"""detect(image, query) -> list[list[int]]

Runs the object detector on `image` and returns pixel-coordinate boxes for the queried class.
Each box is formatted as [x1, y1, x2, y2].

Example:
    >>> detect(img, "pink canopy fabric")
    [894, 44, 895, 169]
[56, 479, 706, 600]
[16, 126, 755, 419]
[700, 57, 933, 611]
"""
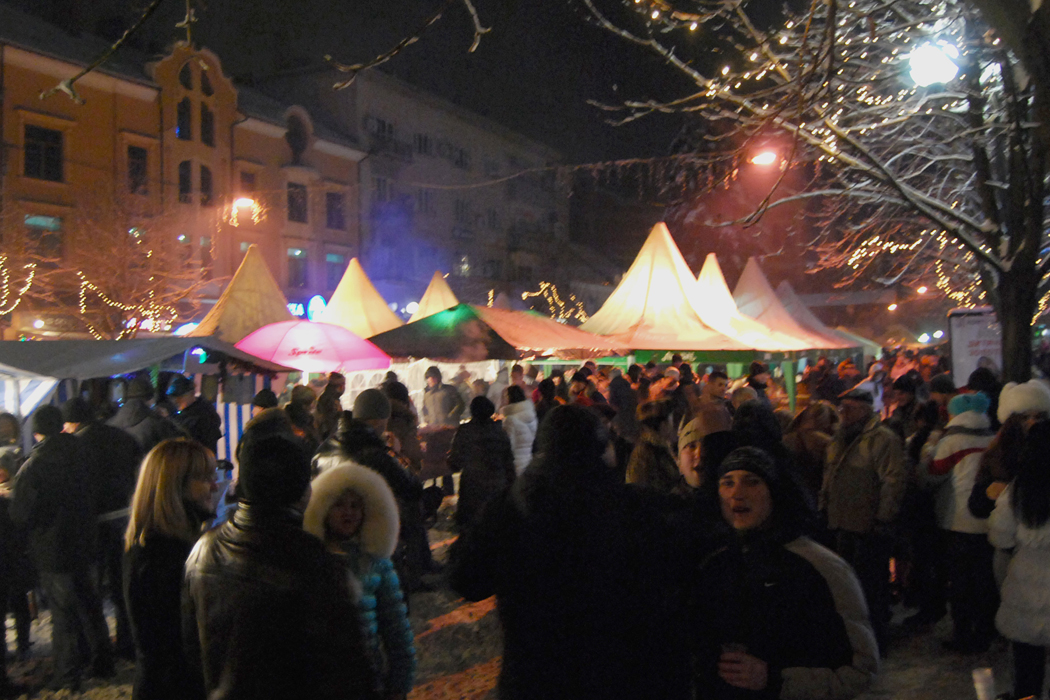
[235, 320, 391, 373]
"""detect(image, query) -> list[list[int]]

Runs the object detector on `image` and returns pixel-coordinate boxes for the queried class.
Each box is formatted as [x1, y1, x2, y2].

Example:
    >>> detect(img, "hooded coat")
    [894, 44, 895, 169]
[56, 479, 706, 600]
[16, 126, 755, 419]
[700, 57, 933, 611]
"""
[107, 399, 185, 454]
[501, 400, 538, 475]
[989, 486, 1050, 645]
[928, 410, 994, 533]
[304, 463, 416, 695]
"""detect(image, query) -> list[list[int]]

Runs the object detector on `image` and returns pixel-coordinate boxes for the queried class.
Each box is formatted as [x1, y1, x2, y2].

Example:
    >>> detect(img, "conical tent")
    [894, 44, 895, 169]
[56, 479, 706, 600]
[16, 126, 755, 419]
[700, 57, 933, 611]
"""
[319, 258, 404, 338]
[190, 244, 294, 343]
[775, 280, 863, 351]
[409, 271, 460, 323]
[694, 254, 812, 351]
[733, 258, 854, 350]
[579, 223, 749, 350]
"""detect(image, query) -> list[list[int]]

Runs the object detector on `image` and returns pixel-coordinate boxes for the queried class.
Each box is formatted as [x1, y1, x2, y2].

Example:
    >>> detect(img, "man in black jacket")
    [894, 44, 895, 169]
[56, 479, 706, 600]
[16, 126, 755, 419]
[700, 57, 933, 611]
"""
[166, 375, 223, 456]
[62, 397, 143, 659]
[183, 435, 377, 700]
[108, 377, 185, 454]
[11, 406, 114, 691]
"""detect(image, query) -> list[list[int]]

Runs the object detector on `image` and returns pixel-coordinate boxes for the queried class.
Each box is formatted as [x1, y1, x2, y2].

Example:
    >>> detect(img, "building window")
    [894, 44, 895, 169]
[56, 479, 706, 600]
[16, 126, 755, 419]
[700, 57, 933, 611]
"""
[372, 177, 389, 203]
[414, 133, 432, 155]
[200, 103, 215, 147]
[178, 160, 193, 203]
[453, 148, 470, 170]
[326, 253, 346, 290]
[288, 248, 308, 288]
[179, 62, 193, 90]
[326, 192, 345, 230]
[25, 215, 63, 268]
[370, 117, 394, 141]
[200, 165, 213, 206]
[176, 98, 192, 140]
[127, 145, 148, 194]
[417, 189, 434, 215]
[454, 199, 470, 225]
[24, 125, 63, 182]
[240, 171, 256, 194]
[287, 183, 308, 223]
[200, 70, 213, 96]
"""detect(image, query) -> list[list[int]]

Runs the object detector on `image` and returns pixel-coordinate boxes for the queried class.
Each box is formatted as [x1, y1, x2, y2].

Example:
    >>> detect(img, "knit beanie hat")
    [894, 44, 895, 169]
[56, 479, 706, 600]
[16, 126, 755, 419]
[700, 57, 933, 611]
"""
[352, 389, 391, 422]
[928, 373, 957, 395]
[238, 435, 312, 508]
[717, 446, 778, 485]
[251, 388, 278, 409]
[31, 405, 64, 438]
[998, 379, 1050, 423]
[948, 391, 991, 417]
[61, 397, 93, 424]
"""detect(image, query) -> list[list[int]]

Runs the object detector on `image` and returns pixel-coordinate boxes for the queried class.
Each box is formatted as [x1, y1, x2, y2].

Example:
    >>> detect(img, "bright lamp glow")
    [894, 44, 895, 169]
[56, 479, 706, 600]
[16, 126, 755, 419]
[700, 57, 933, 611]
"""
[917, 285, 928, 294]
[405, 301, 419, 315]
[918, 333, 931, 343]
[933, 330, 944, 339]
[909, 43, 959, 86]
[234, 197, 256, 208]
[174, 322, 199, 336]
[888, 303, 898, 311]
[32, 319, 44, 329]
[750, 151, 778, 166]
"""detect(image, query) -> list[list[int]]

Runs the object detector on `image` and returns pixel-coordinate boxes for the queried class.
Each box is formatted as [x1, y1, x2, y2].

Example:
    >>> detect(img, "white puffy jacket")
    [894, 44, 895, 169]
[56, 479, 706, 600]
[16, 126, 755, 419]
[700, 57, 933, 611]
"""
[929, 411, 993, 533]
[501, 399, 538, 475]
[989, 486, 1050, 645]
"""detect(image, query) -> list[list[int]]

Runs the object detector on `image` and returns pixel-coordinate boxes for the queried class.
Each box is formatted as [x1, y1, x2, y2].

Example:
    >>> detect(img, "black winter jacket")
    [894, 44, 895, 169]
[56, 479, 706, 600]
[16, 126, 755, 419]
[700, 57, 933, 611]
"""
[172, 398, 223, 456]
[9, 433, 96, 572]
[75, 422, 143, 515]
[182, 504, 378, 700]
[450, 419, 515, 530]
[108, 399, 186, 454]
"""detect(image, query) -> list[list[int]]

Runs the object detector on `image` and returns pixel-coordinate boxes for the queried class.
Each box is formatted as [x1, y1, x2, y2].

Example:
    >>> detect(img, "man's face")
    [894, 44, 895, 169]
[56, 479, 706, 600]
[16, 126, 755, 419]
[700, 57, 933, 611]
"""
[839, 399, 872, 428]
[426, 376, 439, 388]
[705, 378, 728, 399]
[754, 372, 771, 385]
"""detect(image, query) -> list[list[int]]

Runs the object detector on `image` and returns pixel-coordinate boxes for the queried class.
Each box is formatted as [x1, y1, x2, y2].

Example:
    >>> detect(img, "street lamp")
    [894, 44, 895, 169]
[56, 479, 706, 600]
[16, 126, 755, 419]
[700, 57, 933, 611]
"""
[750, 150, 778, 166]
[888, 303, 898, 311]
[916, 285, 928, 294]
[908, 42, 959, 87]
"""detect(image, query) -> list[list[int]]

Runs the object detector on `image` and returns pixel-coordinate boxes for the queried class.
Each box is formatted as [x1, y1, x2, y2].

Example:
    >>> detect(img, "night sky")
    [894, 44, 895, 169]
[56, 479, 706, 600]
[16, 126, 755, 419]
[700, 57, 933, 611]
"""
[17, 0, 693, 163]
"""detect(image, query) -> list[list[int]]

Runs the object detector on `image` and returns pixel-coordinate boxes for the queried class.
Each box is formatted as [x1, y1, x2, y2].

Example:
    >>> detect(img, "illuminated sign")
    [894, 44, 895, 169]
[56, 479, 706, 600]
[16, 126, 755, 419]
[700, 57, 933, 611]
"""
[306, 295, 327, 321]
[288, 302, 305, 317]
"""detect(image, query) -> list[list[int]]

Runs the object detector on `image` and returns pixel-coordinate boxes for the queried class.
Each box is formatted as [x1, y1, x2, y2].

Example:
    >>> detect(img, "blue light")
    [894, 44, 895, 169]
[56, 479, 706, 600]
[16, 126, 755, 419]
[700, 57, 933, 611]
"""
[306, 295, 327, 321]
[288, 302, 305, 317]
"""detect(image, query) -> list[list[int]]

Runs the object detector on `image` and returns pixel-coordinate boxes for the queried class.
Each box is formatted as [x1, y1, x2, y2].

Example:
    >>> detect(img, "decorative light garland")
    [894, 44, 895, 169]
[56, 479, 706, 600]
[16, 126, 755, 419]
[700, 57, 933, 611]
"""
[521, 282, 589, 322]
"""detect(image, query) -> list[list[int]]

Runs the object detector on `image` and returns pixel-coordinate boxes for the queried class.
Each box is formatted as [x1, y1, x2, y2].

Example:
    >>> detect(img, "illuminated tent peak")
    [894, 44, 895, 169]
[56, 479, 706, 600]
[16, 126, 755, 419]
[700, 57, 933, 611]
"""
[775, 280, 863, 351]
[319, 258, 404, 338]
[733, 258, 854, 350]
[579, 223, 748, 350]
[409, 271, 460, 323]
[190, 244, 293, 343]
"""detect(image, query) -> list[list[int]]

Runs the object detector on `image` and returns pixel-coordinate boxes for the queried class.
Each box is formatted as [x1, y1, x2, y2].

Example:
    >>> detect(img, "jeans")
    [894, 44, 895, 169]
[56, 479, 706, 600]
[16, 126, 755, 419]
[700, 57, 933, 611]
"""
[39, 567, 114, 686]
[832, 529, 892, 653]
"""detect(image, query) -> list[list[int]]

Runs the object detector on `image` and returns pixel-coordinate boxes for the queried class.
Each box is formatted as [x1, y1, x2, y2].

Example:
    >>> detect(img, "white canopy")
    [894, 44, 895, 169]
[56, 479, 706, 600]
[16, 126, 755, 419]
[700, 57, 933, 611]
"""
[733, 258, 856, 350]
[409, 271, 460, 323]
[775, 280, 865, 352]
[579, 223, 750, 350]
[190, 244, 294, 343]
[320, 258, 404, 338]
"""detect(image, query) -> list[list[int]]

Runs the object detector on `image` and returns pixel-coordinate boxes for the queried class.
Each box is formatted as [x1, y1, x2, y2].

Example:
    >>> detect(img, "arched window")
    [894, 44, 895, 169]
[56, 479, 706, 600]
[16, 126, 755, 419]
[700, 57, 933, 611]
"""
[178, 161, 192, 203]
[178, 62, 193, 90]
[200, 103, 214, 146]
[200, 69, 213, 96]
[176, 98, 192, 141]
[200, 165, 213, 206]
[286, 115, 308, 165]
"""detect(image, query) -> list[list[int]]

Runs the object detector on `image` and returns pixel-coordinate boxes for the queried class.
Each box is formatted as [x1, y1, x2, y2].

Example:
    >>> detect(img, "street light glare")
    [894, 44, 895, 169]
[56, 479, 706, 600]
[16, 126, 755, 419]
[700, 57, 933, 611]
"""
[909, 43, 959, 87]
[916, 285, 928, 294]
[918, 333, 931, 343]
[887, 303, 898, 311]
[234, 197, 256, 208]
[933, 330, 944, 339]
[751, 151, 777, 166]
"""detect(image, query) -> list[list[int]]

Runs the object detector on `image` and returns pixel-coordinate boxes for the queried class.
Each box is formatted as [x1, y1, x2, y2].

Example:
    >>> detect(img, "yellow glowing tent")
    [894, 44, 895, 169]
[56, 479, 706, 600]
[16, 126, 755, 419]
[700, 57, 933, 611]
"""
[319, 258, 404, 338]
[579, 223, 750, 350]
[409, 271, 460, 323]
[190, 244, 294, 343]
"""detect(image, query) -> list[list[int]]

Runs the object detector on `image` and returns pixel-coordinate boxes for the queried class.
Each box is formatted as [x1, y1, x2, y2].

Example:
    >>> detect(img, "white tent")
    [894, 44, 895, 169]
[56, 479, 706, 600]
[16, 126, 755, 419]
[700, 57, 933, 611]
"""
[775, 280, 868, 352]
[190, 244, 294, 343]
[409, 271, 460, 322]
[320, 258, 404, 338]
[733, 258, 856, 350]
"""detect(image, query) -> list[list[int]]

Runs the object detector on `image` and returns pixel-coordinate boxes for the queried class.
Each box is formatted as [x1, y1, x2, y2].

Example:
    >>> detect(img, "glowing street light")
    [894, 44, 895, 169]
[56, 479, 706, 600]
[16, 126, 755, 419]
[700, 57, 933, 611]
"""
[916, 285, 928, 294]
[887, 303, 898, 311]
[908, 42, 959, 87]
[750, 150, 778, 166]
[933, 330, 944, 339]
[234, 197, 256, 208]
[918, 332, 931, 343]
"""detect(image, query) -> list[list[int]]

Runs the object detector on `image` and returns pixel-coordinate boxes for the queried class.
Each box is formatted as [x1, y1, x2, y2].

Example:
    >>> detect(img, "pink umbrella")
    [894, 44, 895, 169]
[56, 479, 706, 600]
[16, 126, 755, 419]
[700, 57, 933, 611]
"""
[235, 320, 391, 373]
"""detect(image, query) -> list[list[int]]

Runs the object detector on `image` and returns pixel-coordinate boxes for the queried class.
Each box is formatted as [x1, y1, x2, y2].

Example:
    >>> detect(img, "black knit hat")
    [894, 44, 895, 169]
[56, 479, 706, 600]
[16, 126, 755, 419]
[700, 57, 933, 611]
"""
[251, 388, 278, 409]
[717, 446, 778, 485]
[61, 397, 93, 424]
[31, 405, 64, 438]
[237, 435, 312, 508]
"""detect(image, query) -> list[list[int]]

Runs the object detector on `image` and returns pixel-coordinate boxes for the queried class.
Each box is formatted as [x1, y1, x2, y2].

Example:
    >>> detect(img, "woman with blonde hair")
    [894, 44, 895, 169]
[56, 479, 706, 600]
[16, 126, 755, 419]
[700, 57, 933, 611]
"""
[123, 438, 217, 700]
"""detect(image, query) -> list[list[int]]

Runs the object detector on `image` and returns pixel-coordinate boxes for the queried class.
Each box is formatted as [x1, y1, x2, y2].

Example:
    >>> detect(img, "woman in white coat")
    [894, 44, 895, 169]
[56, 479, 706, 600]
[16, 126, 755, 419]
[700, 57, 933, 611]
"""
[502, 385, 538, 475]
[989, 419, 1050, 700]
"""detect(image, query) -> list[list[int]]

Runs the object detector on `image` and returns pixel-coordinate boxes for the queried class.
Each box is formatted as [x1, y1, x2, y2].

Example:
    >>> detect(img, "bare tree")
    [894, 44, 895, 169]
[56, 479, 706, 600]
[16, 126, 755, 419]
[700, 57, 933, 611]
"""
[2, 189, 214, 339]
[582, 0, 1050, 381]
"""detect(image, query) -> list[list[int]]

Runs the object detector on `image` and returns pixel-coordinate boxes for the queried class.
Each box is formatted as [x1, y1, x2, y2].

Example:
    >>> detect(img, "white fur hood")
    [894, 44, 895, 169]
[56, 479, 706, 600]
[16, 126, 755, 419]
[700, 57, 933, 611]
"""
[303, 460, 400, 558]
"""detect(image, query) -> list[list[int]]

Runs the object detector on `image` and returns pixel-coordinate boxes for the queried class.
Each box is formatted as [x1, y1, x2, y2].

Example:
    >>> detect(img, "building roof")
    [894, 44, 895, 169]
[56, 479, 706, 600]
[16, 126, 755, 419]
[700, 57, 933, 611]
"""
[319, 258, 404, 338]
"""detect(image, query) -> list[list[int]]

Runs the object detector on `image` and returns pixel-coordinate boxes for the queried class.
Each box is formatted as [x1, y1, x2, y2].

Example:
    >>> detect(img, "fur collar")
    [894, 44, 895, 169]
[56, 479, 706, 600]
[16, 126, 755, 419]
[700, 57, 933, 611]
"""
[303, 460, 400, 558]
[946, 410, 992, 432]
[503, 400, 536, 422]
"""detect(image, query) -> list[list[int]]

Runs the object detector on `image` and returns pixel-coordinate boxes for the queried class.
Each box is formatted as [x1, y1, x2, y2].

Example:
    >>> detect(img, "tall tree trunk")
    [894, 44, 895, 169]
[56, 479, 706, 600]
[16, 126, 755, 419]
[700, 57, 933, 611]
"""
[998, 265, 1037, 382]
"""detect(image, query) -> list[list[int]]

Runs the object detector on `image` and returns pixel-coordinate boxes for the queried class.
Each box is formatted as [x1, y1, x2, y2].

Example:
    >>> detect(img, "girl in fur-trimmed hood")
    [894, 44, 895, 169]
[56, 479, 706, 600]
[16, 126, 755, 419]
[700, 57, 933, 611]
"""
[304, 461, 416, 698]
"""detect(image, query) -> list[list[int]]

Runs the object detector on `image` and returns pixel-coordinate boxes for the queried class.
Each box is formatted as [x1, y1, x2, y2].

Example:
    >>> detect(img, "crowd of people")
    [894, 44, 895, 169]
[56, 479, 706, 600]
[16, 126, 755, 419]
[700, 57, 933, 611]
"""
[0, 350, 1047, 699]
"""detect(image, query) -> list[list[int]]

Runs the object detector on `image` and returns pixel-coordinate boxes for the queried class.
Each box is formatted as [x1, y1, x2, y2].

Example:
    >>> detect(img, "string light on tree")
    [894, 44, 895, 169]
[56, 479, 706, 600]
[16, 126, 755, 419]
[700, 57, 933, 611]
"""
[521, 282, 589, 322]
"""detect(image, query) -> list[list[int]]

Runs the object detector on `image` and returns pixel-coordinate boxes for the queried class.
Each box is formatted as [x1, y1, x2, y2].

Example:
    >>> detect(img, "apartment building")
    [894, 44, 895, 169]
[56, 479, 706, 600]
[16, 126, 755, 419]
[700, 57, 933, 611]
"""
[0, 4, 364, 337]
